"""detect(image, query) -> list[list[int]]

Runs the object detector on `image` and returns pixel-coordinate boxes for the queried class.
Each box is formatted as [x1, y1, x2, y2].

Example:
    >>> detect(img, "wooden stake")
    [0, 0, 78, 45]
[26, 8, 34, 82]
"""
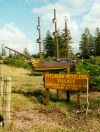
[0, 66, 3, 127]
[77, 91, 80, 108]
[0, 77, 3, 97]
[66, 91, 70, 102]
[0, 66, 3, 96]
[3, 77, 11, 127]
[67, 67, 70, 74]
[46, 89, 49, 105]
[86, 78, 89, 114]
[57, 90, 59, 99]
[0, 66, 2, 76]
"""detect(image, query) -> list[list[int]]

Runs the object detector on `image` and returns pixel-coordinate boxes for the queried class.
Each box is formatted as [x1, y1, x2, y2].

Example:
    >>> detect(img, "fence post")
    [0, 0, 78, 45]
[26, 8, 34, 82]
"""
[0, 66, 3, 96]
[0, 78, 3, 97]
[2, 77, 11, 127]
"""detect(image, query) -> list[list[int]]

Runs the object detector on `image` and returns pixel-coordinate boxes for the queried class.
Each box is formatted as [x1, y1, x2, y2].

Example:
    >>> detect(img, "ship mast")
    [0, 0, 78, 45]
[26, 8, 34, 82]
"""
[65, 17, 69, 58]
[37, 16, 42, 61]
[53, 9, 59, 59]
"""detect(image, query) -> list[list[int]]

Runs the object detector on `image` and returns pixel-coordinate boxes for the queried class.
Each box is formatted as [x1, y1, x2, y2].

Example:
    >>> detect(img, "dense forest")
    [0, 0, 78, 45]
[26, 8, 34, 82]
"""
[43, 27, 100, 59]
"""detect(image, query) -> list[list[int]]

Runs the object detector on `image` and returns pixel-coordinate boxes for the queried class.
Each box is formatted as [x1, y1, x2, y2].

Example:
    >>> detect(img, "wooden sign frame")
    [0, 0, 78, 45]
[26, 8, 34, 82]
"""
[44, 73, 89, 107]
[44, 73, 88, 91]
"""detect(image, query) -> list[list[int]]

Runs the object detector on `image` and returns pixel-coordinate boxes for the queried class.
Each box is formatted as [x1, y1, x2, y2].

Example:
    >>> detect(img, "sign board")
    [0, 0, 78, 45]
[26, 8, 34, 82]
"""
[44, 73, 88, 91]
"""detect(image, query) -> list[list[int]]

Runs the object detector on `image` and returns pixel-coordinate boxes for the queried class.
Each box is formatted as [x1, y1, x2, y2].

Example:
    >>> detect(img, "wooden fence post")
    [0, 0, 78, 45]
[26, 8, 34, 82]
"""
[0, 66, 3, 96]
[2, 77, 11, 127]
[0, 66, 2, 76]
[0, 78, 3, 97]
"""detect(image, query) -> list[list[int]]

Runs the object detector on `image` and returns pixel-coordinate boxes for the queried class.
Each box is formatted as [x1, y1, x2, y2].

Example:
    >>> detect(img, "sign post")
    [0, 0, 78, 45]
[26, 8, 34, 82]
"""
[86, 78, 89, 114]
[66, 67, 70, 102]
[46, 89, 49, 106]
[77, 91, 81, 108]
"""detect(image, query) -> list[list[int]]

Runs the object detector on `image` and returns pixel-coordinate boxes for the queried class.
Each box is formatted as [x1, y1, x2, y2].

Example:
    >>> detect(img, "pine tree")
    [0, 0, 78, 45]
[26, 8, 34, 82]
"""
[23, 48, 29, 56]
[43, 30, 55, 58]
[58, 31, 66, 58]
[79, 28, 95, 58]
[43, 29, 73, 58]
[60, 28, 72, 58]
[1, 44, 6, 56]
[95, 28, 100, 56]
[89, 34, 96, 56]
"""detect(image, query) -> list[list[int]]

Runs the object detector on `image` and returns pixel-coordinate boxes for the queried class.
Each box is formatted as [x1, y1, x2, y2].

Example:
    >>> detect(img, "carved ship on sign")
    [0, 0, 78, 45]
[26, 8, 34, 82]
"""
[5, 46, 74, 71]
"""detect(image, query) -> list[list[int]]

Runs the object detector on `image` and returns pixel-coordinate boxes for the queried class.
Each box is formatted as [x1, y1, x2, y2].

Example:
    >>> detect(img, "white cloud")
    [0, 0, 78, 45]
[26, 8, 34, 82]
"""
[59, 0, 94, 16]
[81, 1, 100, 34]
[0, 23, 37, 54]
[33, 0, 94, 16]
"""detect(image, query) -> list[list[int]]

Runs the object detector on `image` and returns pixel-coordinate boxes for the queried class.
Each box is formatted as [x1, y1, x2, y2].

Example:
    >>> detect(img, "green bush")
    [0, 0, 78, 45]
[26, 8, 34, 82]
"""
[4, 55, 31, 69]
[75, 57, 100, 90]
[44, 56, 55, 62]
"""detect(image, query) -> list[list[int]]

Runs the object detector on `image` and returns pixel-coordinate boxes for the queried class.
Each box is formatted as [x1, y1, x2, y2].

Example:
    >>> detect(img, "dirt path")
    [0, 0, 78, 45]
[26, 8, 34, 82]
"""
[11, 106, 72, 132]
[11, 103, 100, 132]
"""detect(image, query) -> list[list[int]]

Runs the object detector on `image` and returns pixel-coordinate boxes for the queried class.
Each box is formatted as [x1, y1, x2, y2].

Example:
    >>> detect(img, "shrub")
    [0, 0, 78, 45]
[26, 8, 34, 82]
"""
[44, 56, 55, 62]
[75, 58, 100, 90]
[4, 55, 31, 69]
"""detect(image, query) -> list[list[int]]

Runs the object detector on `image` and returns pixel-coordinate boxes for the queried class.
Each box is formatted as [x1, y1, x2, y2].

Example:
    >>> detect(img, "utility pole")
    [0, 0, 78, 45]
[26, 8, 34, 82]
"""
[53, 9, 59, 59]
[65, 17, 69, 58]
[37, 16, 42, 62]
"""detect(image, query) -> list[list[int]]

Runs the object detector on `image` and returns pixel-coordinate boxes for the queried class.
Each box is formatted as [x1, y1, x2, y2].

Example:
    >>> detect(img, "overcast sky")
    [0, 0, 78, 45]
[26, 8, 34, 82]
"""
[0, 0, 100, 54]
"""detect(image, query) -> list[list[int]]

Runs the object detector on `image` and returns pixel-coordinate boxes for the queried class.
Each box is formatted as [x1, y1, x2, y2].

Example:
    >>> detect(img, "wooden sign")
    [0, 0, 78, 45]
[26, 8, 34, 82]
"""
[44, 73, 88, 91]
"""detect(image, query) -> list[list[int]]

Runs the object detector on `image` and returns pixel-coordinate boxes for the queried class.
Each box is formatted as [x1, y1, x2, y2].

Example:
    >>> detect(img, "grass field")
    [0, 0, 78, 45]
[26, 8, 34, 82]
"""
[0, 64, 100, 132]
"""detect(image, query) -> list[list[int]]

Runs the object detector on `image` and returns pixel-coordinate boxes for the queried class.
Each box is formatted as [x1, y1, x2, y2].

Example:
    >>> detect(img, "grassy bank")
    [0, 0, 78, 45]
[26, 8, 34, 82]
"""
[0, 64, 100, 131]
